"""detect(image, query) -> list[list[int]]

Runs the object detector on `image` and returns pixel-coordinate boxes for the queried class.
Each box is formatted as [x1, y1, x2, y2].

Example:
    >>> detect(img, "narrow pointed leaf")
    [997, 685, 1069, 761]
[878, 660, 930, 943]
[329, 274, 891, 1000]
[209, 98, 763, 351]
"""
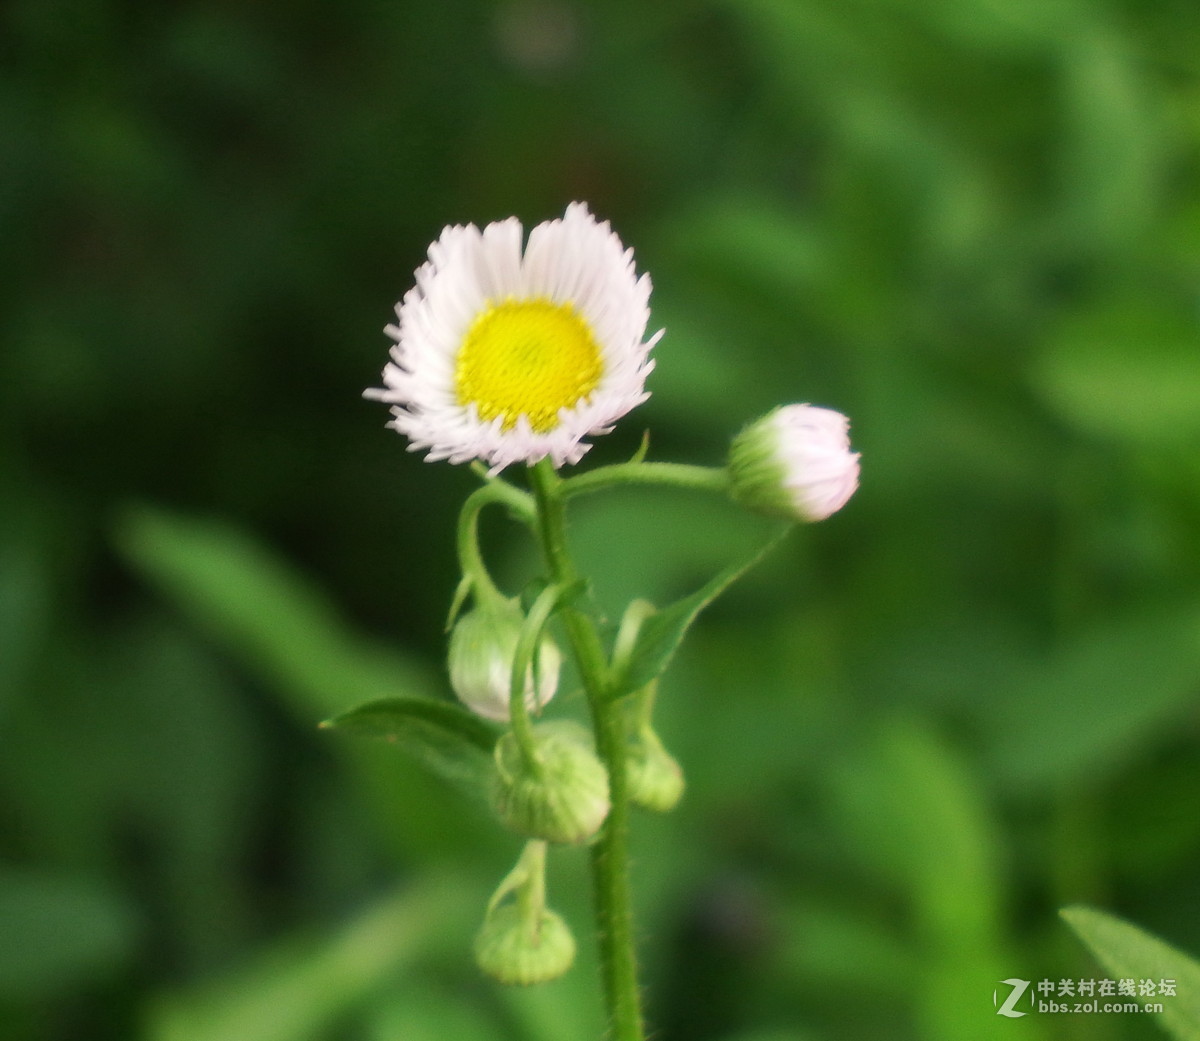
[322, 697, 500, 799]
[1061, 906, 1200, 1040]
[611, 524, 791, 698]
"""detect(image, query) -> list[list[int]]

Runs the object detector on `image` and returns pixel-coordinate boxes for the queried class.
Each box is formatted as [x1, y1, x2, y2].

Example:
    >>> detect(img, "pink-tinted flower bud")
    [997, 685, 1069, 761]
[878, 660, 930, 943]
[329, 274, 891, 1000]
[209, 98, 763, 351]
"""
[729, 404, 860, 521]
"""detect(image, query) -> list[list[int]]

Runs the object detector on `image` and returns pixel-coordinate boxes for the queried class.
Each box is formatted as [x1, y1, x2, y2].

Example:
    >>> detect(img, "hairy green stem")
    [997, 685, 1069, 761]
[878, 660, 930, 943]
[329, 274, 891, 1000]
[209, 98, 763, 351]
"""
[516, 840, 547, 925]
[562, 460, 729, 500]
[528, 460, 645, 1041]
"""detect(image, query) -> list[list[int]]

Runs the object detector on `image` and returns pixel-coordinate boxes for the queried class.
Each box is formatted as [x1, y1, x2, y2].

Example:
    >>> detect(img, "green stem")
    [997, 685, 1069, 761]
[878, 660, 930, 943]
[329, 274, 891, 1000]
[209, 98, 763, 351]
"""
[506, 582, 570, 776]
[456, 480, 537, 607]
[486, 839, 548, 919]
[528, 460, 645, 1041]
[516, 840, 548, 925]
[562, 460, 729, 501]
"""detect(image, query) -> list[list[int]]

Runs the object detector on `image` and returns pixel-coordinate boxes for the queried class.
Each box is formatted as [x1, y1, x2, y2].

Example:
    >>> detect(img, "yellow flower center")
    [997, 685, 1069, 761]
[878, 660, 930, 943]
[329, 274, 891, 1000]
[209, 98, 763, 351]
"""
[455, 298, 604, 433]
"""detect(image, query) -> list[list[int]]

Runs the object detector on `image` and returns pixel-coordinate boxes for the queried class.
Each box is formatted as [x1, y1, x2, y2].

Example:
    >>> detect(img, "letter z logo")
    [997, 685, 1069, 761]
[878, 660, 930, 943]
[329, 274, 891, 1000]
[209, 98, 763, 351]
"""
[994, 978, 1031, 1018]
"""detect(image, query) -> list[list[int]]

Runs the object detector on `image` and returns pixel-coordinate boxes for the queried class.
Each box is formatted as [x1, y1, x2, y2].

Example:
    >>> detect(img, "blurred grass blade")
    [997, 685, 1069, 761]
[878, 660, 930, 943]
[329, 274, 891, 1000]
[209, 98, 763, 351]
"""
[1032, 300, 1200, 446]
[112, 505, 497, 859]
[1061, 906, 1200, 1040]
[145, 877, 471, 1041]
[364, 987, 507, 1041]
[981, 606, 1200, 791]
[113, 505, 439, 721]
[321, 697, 499, 800]
[829, 722, 1049, 1041]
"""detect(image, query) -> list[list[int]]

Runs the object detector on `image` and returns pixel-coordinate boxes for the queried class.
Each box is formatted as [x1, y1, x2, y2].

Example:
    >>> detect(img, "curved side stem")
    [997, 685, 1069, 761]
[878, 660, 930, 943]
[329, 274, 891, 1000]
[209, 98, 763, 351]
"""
[455, 479, 537, 610]
[561, 460, 729, 501]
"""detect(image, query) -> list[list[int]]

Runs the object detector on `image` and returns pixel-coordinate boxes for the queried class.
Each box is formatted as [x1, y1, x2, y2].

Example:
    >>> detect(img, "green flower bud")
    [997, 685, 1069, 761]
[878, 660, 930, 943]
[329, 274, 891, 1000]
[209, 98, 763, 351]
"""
[492, 722, 610, 844]
[449, 598, 562, 721]
[474, 903, 576, 986]
[728, 404, 860, 521]
[627, 729, 684, 813]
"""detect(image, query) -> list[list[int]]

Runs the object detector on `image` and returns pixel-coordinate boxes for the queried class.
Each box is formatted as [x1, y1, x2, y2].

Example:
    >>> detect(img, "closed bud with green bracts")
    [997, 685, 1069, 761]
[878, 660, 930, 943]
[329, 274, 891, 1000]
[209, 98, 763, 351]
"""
[492, 721, 610, 844]
[448, 598, 561, 721]
[474, 903, 576, 985]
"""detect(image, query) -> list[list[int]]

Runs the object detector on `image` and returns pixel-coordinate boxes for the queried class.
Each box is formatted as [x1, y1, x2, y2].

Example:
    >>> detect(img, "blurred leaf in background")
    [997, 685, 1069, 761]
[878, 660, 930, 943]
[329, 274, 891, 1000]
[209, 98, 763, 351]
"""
[2, 0, 1200, 1038]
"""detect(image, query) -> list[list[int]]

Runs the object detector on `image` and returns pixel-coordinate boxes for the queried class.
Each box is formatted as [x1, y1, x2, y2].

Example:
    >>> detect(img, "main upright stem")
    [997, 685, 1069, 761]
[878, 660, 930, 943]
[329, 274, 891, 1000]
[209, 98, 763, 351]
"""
[528, 460, 645, 1041]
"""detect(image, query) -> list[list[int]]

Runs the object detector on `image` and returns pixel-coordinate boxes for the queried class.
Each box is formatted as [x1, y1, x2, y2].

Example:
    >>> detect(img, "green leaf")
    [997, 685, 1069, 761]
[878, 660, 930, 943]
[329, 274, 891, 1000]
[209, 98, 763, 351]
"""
[775, 898, 913, 1003]
[518, 575, 588, 618]
[611, 524, 791, 698]
[1061, 906, 1200, 1041]
[322, 697, 500, 799]
[829, 722, 1005, 951]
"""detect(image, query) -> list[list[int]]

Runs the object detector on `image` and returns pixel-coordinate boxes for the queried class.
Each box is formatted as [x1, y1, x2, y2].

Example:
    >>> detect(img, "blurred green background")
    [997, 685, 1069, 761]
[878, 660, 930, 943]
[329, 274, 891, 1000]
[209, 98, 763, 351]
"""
[4, 0, 1200, 1039]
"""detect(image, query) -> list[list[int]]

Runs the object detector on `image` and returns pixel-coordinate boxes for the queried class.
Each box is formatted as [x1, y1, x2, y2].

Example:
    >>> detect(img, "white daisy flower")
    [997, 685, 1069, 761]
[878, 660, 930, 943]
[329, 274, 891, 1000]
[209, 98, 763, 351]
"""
[367, 202, 660, 471]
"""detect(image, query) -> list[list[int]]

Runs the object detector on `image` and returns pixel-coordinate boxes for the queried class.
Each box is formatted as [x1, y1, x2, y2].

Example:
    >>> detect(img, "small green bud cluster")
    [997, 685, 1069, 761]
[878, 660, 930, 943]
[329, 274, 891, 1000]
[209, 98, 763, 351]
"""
[448, 591, 611, 846]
